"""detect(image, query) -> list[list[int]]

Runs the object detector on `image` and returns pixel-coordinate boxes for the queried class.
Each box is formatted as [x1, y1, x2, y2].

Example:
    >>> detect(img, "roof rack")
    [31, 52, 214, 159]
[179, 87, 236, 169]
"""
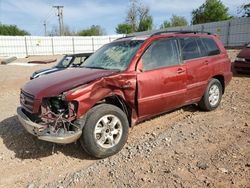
[151, 30, 213, 36]
[114, 30, 213, 41]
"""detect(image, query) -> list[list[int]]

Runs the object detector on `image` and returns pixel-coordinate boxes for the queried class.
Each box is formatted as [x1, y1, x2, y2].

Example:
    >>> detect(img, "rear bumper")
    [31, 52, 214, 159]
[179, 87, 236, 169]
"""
[17, 107, 82, 144]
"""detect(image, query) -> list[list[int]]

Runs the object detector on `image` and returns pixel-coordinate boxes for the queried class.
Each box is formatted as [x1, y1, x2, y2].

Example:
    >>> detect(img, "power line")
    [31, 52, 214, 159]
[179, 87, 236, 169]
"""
[42, 8, 54, 36]
[53, 5, 64, 36]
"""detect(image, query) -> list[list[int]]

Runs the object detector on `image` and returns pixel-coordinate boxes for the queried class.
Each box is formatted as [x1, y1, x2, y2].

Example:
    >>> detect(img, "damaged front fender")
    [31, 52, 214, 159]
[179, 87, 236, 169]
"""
[65, 72, 138, 125]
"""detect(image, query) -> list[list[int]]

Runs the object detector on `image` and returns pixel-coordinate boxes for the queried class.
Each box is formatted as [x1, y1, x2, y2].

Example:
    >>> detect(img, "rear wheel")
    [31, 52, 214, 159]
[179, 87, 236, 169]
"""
[198, 79, 222, 111]
[80, 104, 129, 158]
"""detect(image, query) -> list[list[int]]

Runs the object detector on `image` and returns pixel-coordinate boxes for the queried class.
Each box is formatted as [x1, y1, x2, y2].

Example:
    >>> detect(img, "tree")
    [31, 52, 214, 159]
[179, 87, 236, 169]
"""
[138, 16, 153, 31]
[64, 25, 76, 36]
[170, 15, 188, 27]
[116, 0, 153, 34]
[191, 0, 230, 24]
[160, 15, 188, 29]
[78, 25, 105, 36]
[160, 20, 171, 29]
[238, 3, 250, 17]
[0, 23, 30, 36]
[116, 23, 133, 34]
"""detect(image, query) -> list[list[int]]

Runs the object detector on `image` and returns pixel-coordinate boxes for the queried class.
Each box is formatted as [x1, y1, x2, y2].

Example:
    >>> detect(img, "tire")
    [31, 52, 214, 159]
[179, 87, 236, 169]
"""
[79, 104, 129, 158]
[198, 78, 222, 111]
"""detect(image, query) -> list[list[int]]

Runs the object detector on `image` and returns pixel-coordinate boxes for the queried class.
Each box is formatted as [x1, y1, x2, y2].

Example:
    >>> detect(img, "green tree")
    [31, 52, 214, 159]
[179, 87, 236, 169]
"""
[191, 0, 230, 24]
[170, 15, 188, 27]
[138, 16, 153, 32]
[116, 23, 133, 34]
[0, 24, 30, 36]
[78, 25, 105, 36]
[238, 3, 250, 17]
[116, 0, 153, 34]
[160, 20, 171, 29]
[160, 15, 188, 29]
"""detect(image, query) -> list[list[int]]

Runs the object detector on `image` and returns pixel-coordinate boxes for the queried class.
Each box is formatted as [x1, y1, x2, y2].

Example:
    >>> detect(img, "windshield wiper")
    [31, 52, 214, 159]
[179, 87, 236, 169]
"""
[82, 66, 108, 69]
[82, 66, 120, 71]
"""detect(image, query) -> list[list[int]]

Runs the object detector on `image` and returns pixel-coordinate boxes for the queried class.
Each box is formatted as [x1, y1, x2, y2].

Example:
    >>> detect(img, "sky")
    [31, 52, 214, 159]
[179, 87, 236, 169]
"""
[0, 0, 248, 36]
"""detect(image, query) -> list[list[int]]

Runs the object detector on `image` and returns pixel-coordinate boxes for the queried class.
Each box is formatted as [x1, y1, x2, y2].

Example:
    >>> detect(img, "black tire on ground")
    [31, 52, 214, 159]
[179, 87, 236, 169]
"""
[198, 78, 223, 111]
[79, 104, 129, 158]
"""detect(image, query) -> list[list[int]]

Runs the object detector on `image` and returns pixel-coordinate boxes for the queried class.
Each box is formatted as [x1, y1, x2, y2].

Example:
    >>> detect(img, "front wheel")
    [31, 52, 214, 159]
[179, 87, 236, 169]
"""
[198, 79, 222, 111]
[80, 104, 129, 158]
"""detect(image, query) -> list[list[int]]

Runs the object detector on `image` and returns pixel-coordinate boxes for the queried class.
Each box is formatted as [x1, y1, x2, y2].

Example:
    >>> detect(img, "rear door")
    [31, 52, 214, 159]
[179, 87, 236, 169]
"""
[179, 37, 212, 103]
[137, 38, 187, 119]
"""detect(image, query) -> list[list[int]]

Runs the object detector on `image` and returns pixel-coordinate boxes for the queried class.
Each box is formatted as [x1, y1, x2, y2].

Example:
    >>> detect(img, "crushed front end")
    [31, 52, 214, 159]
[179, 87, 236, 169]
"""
[17, 91, 82, 144]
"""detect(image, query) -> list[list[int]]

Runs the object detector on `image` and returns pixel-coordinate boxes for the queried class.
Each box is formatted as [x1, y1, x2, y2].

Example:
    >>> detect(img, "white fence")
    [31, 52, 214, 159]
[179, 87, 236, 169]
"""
[0, 35, 124, 58]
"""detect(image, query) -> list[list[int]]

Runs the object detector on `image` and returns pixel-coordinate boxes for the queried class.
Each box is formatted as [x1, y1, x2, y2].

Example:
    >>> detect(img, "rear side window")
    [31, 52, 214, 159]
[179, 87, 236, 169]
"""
[201, 38, 220, 56]
[180, 37, 200, 60]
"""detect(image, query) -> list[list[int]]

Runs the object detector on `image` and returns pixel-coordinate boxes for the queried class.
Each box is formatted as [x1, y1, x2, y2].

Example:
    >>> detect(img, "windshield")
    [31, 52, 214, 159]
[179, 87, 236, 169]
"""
[82, 40, 144, 71]
[56, 55, 73, 68]
[247, 43, 250, 48]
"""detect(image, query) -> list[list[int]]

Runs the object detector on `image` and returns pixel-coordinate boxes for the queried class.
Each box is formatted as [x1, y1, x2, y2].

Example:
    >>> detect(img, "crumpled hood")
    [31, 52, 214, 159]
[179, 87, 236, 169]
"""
[238, 47, 250, 59]
[22, 68, 118, 99]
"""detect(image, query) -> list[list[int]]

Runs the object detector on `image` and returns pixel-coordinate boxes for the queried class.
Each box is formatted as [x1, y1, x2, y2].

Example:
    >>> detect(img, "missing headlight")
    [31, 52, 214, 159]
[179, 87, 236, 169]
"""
[49, 97, 68, 114]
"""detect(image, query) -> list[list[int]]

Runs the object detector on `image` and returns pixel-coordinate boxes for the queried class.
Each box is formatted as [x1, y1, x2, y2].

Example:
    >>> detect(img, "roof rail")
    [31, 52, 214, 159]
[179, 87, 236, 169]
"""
[151, 30, 213, 36]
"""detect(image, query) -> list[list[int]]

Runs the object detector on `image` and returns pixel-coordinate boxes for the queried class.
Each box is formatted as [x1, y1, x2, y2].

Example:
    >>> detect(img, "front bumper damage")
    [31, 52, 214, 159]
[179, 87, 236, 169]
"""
[17, 107, 82, 144]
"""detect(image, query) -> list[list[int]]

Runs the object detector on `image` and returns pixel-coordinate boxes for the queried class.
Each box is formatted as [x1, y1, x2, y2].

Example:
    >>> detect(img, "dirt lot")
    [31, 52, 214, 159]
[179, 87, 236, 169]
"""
[0, 50, 249, 188]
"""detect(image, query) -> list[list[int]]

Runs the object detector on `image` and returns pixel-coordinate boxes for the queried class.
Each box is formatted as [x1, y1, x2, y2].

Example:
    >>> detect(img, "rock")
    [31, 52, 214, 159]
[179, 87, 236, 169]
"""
[151, 132, 156, 137]
[244, 122, 249, 127]
[163, 169, 171, 173]
[27, 183, 35, 188]
[245, 163, 250, 167]
[219, 168, 228, 173]
[109, 171, 114, 177]
[196, 161, 209, 170]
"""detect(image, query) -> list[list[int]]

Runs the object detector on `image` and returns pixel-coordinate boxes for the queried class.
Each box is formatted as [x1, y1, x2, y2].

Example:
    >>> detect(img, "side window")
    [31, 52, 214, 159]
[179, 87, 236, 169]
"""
[180, 37, 201, 60]
[196, 38, 208, 57]
[61, 56, 73, 67]
[142, 39, 180, 71]
[71, 57, 85, 66]
[202, 38, 220, 56]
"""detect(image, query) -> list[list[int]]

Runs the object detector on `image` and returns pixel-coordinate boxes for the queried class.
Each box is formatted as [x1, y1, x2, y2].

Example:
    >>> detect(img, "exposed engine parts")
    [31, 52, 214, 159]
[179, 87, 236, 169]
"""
[38, 97, 80, 136]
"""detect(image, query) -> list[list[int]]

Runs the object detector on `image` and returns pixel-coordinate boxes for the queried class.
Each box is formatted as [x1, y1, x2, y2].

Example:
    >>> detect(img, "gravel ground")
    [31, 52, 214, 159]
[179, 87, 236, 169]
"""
[0, 51, 249, 188]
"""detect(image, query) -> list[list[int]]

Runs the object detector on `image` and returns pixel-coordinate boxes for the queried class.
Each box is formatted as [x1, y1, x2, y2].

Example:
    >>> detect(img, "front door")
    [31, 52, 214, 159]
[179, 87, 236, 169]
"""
[137, 38, 187, 119]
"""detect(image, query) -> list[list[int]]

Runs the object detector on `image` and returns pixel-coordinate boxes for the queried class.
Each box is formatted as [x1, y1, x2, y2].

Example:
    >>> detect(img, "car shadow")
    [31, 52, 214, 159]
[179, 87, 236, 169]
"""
[233, 72, 250, 78]
[0, 115, 95, 160]
[0, 105, 199, 161]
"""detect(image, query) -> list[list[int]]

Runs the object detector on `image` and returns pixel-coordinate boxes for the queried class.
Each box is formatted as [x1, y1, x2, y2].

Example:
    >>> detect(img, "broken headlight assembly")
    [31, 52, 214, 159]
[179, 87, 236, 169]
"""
[39, 96, 80, 136]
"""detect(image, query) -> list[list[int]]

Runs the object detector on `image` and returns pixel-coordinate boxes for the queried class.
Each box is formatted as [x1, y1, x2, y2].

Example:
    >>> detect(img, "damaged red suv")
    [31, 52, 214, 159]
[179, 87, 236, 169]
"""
[17, 31, 232, 158]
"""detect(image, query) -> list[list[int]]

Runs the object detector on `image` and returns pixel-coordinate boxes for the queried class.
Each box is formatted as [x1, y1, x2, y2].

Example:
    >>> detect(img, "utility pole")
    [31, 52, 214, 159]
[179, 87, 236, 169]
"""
[43, 20, 47, 36]
[53, 5, 64, 36]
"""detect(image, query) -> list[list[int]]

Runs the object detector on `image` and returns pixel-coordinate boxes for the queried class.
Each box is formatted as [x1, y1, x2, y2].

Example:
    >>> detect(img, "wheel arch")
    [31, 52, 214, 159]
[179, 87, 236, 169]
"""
[212, 74, 225, 94]
[95, 94, 133, 127]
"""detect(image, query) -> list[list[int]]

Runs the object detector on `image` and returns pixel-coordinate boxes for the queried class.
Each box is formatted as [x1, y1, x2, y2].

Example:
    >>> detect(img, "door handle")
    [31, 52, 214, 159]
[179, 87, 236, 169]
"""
[177, 68, 185, 74]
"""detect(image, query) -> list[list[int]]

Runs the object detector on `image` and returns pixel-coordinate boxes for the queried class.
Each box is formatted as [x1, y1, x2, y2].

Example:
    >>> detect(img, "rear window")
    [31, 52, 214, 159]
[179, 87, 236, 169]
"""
[201, 38, 220, 56]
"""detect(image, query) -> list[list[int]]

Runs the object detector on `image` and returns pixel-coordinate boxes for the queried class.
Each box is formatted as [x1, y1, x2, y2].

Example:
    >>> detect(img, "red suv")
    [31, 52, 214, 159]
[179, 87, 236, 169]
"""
[17, 31, 232, 158]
